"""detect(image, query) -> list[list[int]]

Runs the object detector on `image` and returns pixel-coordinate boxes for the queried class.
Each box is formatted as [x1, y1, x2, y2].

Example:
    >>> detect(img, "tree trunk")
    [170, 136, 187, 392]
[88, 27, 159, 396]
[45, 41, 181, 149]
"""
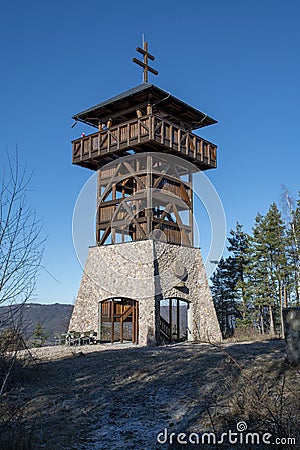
[260, 309, 265, 334]
[269, 305, 275, 336]
[296, 271, 300, 306]
[279, 283, 285, 338]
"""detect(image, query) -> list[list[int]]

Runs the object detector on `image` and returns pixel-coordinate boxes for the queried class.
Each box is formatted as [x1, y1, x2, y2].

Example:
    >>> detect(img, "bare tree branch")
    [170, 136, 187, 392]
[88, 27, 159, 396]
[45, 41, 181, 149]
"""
[0, 149, 45, 395]
[0, 150, 45, 309]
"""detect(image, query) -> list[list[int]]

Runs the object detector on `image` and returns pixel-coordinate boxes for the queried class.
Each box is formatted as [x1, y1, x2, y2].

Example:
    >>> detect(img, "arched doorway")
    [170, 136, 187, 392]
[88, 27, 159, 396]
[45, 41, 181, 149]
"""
[159, 298, 189, 343]
[99, 298, 138, 344]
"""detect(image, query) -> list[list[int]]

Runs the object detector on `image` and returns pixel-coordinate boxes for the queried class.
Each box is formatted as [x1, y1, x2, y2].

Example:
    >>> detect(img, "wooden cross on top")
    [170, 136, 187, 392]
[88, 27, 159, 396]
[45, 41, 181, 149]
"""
[132, 41, 158, 83]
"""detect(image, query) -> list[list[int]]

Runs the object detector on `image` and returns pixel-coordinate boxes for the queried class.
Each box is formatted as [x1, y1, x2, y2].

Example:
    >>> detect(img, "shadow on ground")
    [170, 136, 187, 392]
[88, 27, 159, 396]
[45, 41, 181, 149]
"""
[2, 340, 295, 450]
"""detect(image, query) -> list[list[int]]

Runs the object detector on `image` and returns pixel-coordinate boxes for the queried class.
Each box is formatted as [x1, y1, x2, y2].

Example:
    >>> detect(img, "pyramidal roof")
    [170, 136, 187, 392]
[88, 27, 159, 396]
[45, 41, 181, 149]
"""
[73, 83, 217, 131]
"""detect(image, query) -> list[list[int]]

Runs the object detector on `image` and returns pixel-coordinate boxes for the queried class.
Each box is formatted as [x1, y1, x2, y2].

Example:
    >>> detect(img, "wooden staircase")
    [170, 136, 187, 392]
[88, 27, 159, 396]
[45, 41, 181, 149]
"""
[160, 315, 172, 343]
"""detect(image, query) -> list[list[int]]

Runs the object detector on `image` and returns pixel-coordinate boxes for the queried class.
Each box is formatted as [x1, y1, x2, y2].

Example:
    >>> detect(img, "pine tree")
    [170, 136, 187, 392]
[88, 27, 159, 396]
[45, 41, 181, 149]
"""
[246, 204, 287, 335]
[211, 257, 239, 337]
[211, 204, 291, 338]
[32, 322, 49, 347]
[227, 223, 251, 326]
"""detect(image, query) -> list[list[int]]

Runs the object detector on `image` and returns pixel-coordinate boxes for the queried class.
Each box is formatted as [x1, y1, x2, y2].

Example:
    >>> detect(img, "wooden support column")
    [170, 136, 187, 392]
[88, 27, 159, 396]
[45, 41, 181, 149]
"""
[112, 183, 116, 244]
[177, 298, 180, 341]
[98, 302, 102, 343]
[132, 302, 136, 344]
[188, 171, 194, 246]
[111, 300, 114, 343]
[120, 303, 124, 344]
[121, 181, 125, 243]
[136, 302, 139, 343]
[96, 169, 101, 245]
[169, 299, 172, 341]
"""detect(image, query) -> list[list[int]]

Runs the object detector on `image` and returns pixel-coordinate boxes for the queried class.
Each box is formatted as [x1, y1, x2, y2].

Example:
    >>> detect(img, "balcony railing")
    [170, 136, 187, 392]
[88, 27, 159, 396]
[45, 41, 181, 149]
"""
[72, 114, 217, 170]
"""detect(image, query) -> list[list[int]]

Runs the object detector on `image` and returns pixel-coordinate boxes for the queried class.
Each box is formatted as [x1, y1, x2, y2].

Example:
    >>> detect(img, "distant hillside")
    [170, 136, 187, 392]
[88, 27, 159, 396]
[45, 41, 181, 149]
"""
[0, 303, 74, 345]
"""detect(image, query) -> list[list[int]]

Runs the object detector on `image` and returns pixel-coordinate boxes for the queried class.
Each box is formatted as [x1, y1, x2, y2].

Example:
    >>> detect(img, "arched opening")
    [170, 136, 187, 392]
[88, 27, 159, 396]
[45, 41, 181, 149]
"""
[98, 298, 138, 344]
[159, 298, 189, 343]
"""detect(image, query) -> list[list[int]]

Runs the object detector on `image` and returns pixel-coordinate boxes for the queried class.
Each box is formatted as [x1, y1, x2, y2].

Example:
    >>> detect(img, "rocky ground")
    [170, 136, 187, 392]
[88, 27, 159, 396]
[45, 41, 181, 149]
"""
[1, 340, 299, 449]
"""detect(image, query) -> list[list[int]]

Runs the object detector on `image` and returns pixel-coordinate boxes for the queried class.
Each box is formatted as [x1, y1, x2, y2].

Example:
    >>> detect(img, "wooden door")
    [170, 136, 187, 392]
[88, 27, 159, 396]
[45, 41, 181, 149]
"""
[100, 299, 138, 344]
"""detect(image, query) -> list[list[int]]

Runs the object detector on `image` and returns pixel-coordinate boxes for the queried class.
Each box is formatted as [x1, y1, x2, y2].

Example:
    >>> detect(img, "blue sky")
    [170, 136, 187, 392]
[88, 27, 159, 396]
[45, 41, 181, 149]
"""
[1, 0, 299, 304]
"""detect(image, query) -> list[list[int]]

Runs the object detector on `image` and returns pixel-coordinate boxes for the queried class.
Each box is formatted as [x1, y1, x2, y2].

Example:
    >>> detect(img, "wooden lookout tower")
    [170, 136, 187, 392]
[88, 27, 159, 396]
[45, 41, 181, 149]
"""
[68, 43, 222, 345]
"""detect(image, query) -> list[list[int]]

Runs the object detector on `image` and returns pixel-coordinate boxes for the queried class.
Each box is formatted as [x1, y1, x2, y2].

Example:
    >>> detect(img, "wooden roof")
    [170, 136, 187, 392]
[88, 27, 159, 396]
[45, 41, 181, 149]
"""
[72, 83, 217, 131]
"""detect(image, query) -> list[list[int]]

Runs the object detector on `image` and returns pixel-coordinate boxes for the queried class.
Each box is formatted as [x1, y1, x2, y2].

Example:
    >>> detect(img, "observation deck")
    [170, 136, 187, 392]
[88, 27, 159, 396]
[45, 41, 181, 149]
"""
[72, 114, 217, 171]
[72, 83, 217, 171]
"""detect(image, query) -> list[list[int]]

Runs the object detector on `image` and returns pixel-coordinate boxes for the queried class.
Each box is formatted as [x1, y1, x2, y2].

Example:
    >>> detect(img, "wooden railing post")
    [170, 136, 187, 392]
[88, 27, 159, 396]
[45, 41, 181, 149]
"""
[89, 136, 91, 158]
[105, 130, 109, 148]
[150, 115, 154, 140]
[161, 120, 164, 144]
[127, 123, 130, 147]
[138, 118, 141, 144]
[72, 114, 217, 170]
[117, 127, 120, 150]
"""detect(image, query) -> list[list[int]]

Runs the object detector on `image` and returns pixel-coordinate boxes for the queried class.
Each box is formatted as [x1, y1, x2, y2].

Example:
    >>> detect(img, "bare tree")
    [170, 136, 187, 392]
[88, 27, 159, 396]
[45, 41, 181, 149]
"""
[0, 152, 44, 305]
[0, 150, 44, 393]
[281, 185, 300, 303]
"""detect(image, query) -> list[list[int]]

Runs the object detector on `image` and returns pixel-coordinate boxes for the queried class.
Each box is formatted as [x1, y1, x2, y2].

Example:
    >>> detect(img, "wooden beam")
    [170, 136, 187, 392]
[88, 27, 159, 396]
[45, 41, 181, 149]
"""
[177, 298, 180, 341]
[111, 300, 114, 343]
[136, 46, 155, 60]
[120, 303, 123, 344]
[169, 299, 172, 341]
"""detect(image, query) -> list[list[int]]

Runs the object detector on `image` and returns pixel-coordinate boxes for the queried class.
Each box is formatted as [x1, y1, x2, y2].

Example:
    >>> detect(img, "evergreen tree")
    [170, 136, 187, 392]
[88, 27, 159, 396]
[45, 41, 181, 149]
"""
[245, 204, 287, 335]
[227, 223, 251, 326]
[32, 322, 49, 347]
[211, 257, 239, 337]
[211, 202, 293, 338]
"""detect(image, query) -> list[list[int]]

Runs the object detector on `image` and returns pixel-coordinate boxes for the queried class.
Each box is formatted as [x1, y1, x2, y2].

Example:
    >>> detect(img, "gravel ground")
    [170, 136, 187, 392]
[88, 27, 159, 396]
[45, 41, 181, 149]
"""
[2, 339, 296, 449]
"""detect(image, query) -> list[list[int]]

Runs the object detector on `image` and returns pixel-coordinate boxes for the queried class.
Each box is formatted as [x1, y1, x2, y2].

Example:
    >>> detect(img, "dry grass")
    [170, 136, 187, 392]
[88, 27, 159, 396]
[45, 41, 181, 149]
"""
[0, 340, 298, 449]
[206, 344, 300, 449]
[0, 402, 35, 450]
[226, 326, 275, 343]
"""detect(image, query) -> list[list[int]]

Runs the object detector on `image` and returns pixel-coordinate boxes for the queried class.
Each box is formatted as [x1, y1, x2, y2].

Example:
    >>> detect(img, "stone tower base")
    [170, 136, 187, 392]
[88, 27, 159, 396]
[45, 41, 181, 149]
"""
[69, 241, 222, 346]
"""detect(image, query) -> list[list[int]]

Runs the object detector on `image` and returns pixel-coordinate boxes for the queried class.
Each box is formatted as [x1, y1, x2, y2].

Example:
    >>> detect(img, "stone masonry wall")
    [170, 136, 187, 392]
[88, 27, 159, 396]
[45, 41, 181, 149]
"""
[69, 241, 222, 345]
[153, 241, 222, 342]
